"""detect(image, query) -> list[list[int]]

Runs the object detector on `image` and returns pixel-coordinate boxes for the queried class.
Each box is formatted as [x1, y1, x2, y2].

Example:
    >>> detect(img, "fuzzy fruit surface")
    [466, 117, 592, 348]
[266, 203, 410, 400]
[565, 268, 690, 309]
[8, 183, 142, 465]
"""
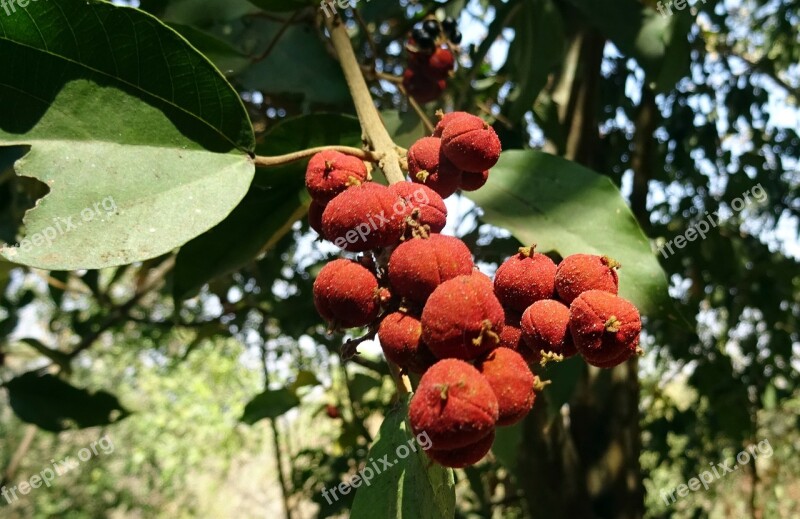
[520, 299, 576, 358]
[427, 430, 495, 468]
[407, 136, 462, 198]
[569, 290, 641, 367]
[321, 183, 404, 252]
[378, 311, 437, 374]
[460, 170, 489, 191]
[498, 311, 539, 364]
[313, 259, 379, 328]
[421, 272, 505, 360]
[494, 249, 557, 312]
[555, 254, 619, 304]
[441, 114, 502, 172]
[305, 150, 368, 204]
[389, 234, 474, 305]
[403, 68, 446, 104]
[476, 347, 536, 426]
[409, 358, 499, 450]
[434, 111, 473, 138]
[388, 182, 447, 234]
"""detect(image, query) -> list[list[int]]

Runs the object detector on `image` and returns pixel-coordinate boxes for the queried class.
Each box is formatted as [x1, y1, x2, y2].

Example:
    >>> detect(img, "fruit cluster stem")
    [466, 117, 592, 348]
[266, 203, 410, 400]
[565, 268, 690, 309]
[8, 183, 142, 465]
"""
[325, 14, 407, 185]
[253, 145, 379, 167]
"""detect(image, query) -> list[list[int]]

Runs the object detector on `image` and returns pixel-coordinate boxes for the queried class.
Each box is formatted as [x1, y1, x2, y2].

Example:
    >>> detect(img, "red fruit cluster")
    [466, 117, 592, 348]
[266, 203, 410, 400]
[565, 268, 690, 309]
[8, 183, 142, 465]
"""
[492, 247, 642, 368]
[409, 112, 501, 198]
[404, 24, 457, 104]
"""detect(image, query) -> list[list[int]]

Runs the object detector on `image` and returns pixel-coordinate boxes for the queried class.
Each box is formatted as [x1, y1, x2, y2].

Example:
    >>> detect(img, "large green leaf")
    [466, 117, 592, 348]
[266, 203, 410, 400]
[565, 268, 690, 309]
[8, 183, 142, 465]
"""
[0, 0, 255, 270]
[240, 388, 300, 424]
[249, 0, 315, 12]
[173, 114, 361, 301]
[467, 150, 674, 319]
[7, 371, 130, 432]
[506, 0, 565, 121]
[350, 396, 455, 519]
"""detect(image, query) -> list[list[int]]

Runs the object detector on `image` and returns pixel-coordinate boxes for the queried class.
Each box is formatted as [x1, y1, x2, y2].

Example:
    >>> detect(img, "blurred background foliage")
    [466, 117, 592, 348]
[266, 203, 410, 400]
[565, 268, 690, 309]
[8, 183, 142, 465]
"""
[1, 0, 798, 517]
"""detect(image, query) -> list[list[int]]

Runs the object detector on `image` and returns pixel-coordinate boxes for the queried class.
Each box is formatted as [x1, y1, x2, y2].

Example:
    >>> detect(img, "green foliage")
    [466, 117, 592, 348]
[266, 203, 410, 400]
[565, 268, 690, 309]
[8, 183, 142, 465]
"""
[7, 371, 129, 432]
[350, 396, 455, 519]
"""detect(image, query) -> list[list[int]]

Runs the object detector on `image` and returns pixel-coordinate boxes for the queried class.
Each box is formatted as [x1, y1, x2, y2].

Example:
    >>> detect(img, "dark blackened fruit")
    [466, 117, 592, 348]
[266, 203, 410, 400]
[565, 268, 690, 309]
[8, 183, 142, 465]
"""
[313, 259, 380, 328]
[421, 272, 505, 360]
[388, 234, 474, 304]
[409, 358, 499, 450]
[308, 200, 326, 237]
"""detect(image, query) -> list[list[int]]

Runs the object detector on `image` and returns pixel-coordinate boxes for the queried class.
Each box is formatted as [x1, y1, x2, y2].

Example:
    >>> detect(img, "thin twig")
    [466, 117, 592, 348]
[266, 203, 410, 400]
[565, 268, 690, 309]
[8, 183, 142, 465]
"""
[252, 9, 303, 63]
[254, 145, 381, 168]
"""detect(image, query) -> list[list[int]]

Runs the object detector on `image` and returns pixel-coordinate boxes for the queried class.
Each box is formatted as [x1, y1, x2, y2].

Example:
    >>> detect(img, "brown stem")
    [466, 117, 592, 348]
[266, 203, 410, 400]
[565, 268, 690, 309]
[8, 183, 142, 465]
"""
[1, 425, 37, 487]
[253, 145, 380, 168]
[325, 15, 406, 184]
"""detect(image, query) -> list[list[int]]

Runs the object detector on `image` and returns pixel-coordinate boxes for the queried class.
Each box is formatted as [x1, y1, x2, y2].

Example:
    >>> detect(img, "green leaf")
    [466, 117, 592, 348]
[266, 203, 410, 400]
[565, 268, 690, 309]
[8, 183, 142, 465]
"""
[506, 0, 565, 121]
[382, 111, 428, 150]
[240, 388, 300, 424]
[466, 150, 673, 319]
[173, 114, 361, 301]
[0, 0, 255, 270]
[7, 371, 130, 432]
[168, 23, 251, 76]
[291, 370, 321, 392]
[248, 0, 315, 12]
[350, 396, 455, 519]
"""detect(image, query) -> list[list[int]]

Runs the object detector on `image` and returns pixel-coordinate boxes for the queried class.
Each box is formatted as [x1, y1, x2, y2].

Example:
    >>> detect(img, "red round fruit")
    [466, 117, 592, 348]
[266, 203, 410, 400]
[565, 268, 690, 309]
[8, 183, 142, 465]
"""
[407, 136, 463, 198]
[427, 430, 495, 468]
[308, 200, 326, 237]
[388, 182, 447, 234]
[378, 311, 437, 374]
[305, 150, 368, 204]
[421, 272, 505, 360]
[475, 347, 536, 426]
[434, 111, 473, 138]
[403, 68, 446, 104]
[313, 259, 380, 328]
[325, 404, 341, 419]
[498, 311, 539, 364]
[569, 290, 641, 367]
[460, 170, 489, 191]
[494, 247, 557, 313]
[554, 254, 620, 304]
[441, 114, 501, 172]
[420, 47, 455, 80]
[520, 299, 576, 359]
[322, 183, 405, 252]
[388, 234, 474, 304]
[409, 358, 499, 450]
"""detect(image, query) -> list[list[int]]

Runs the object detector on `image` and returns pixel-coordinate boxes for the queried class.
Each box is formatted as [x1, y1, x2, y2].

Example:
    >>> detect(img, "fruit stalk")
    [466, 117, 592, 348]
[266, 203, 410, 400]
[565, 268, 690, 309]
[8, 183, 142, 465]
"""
[325, 14, 407, 185]
[254, 145, 379, 167]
